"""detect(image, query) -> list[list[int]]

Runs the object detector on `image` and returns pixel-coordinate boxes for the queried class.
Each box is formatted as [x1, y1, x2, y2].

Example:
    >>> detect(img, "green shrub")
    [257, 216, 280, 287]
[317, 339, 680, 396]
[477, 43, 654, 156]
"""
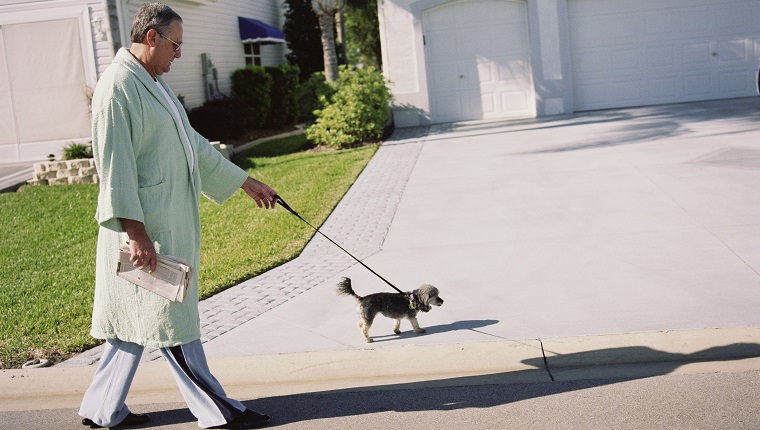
[188, 99, 244, 141]
[230, 66, 273, 129]
[264, 64, 300, 130]
[61, 143, 92, 160]
[297, 72, 335, 124]
[306, 66, 392, 148]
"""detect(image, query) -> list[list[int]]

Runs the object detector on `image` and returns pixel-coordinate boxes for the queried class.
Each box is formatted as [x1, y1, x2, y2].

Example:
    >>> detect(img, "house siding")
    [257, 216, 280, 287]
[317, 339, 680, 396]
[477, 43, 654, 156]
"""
[118, 0, 287, 109]
[0, 0, 287, 163]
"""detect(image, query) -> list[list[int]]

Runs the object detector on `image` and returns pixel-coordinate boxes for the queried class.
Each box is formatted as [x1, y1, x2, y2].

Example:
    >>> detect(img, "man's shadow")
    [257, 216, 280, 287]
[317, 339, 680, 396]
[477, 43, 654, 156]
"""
[143, 340, 760, 428]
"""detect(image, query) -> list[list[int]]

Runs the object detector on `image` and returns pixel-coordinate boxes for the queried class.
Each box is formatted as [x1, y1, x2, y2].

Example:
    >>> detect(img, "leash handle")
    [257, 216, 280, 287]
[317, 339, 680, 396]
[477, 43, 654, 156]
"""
[274, 195, 299, 218]
[275, 195, 405, 295]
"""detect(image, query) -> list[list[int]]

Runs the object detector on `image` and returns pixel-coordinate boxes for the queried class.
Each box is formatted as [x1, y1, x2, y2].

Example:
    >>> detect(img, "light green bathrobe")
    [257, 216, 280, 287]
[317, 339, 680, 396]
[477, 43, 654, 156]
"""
[89, 48, 248, 347]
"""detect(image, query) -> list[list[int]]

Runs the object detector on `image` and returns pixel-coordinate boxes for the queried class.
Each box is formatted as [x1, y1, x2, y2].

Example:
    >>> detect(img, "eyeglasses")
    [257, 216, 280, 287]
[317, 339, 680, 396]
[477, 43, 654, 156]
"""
[160, 33, 182, 52]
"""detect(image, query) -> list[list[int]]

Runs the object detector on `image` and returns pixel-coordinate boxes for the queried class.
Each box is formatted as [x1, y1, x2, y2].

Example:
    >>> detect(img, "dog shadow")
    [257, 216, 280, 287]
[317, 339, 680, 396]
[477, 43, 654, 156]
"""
[369, 319, 499, 343]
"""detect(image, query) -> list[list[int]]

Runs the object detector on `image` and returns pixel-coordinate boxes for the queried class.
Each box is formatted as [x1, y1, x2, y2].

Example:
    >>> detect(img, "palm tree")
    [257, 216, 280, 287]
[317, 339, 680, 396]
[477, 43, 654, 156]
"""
[311, 0, 344, 82]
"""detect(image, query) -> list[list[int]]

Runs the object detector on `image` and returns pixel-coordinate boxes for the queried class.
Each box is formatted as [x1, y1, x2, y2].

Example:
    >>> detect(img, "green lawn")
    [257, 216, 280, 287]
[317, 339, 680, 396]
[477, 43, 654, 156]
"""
[0, 134, 377, 368]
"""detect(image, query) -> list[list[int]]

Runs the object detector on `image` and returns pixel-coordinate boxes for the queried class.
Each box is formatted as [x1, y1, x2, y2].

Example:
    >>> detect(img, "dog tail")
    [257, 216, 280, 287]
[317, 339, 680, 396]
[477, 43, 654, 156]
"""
[336, 277, 361, 300]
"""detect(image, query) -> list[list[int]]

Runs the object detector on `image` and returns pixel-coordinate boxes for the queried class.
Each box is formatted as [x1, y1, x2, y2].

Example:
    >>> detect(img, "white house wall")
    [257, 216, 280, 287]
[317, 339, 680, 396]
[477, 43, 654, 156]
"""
[118, 0, 287, 109]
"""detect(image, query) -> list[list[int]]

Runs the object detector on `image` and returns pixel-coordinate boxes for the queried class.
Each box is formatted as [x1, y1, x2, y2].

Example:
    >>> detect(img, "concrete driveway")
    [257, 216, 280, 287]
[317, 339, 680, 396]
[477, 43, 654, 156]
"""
[198, 96, 760, 357]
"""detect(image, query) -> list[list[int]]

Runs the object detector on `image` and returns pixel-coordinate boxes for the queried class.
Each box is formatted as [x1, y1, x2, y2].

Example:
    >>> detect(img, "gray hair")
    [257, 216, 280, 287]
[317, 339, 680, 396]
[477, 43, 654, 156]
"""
[130, 3, 182, 43]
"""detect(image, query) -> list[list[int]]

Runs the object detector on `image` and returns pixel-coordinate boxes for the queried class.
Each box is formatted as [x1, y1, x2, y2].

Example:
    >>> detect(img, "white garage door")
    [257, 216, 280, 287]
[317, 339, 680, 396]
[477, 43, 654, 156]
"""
[0, 18, 92, 162]
[569, 0, 760, 111]
[424, 0, 534, 123]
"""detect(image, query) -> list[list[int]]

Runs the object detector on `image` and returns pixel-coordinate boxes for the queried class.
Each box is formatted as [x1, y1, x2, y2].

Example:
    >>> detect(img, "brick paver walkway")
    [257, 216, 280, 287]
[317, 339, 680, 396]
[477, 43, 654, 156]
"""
[60, 127, 429, 366]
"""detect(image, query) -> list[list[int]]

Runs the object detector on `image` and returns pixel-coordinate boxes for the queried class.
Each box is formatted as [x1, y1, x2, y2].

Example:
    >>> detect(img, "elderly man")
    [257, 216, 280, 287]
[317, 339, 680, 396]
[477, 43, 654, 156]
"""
[79, 3, 274, 429]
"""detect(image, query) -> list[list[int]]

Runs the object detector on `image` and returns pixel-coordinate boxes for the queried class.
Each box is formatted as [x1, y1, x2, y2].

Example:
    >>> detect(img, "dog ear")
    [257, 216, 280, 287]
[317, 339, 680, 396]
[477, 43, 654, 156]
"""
[415, 285, 435, 312]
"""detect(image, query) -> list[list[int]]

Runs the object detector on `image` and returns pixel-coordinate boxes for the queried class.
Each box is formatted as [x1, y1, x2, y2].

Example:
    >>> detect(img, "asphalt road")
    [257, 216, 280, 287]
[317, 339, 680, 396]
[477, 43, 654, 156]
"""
[3, 361, 759, 430]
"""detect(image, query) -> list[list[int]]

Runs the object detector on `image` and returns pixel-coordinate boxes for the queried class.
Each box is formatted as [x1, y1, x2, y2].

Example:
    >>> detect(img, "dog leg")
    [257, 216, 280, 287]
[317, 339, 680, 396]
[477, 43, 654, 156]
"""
[358, 319, 373, 343]
[409, 317, 426, 334]
[393, 319, 401, 334]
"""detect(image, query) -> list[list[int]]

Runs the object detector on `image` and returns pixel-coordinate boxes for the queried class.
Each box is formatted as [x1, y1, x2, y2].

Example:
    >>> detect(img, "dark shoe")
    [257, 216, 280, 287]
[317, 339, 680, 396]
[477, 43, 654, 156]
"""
[208, 409, 271, 429]
[82, 412, 150, 428]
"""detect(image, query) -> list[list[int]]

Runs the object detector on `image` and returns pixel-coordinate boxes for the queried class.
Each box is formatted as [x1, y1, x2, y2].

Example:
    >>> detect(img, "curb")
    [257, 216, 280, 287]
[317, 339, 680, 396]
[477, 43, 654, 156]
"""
[3, 326, 759, 412]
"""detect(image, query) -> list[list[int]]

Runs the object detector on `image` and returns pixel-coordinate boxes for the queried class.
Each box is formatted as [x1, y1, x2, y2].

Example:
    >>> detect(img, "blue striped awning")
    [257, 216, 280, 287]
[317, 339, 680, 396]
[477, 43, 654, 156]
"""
[238, 17, 286, 44]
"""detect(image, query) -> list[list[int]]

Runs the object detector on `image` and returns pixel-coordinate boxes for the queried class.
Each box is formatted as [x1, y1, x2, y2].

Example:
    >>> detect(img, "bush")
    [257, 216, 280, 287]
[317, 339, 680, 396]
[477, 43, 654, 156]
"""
[297, 72, 335, 124]
[264, 64, 300, 130]
[230, 66, 272, 129]
[188, 99, 243, 141]
[306, 66, 392, 148]
[61, 143, 92, 160]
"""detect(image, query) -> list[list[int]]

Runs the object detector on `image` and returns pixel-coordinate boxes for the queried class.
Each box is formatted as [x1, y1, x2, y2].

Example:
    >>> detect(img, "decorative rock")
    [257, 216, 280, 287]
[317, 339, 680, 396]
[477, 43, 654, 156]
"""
[48, 177, 70, 185]
[80, 166, 98, 176]
[69, 175, 95, 184]
[57, 168, 80, 178]
[68, 159, 93, 169]
[35, 171, 57, 180]
[49, 161, 69, 171]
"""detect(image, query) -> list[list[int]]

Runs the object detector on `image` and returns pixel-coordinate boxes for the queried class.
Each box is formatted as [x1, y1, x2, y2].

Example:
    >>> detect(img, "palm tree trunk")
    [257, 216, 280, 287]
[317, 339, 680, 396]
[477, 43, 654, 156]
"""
[313, 1, 340, 82]
[335, 10, 347, 65]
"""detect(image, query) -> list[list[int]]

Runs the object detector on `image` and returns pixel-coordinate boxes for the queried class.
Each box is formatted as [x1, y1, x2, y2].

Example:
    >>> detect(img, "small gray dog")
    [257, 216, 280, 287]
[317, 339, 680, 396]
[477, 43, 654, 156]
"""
[337, 277, 444, 343]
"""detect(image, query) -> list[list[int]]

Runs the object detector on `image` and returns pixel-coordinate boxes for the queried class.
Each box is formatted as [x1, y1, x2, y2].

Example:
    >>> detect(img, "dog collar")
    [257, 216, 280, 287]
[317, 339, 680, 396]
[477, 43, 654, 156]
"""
[408, 292, 417, 309]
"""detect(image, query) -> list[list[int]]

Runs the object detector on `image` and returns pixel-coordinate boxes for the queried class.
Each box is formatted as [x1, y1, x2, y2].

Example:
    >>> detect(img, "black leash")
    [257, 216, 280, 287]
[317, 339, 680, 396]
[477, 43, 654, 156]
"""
[275, 195, 406, 295]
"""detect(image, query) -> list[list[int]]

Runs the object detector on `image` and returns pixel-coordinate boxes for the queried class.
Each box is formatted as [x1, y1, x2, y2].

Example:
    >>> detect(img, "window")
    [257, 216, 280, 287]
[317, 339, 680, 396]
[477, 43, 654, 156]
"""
[244, 42, 261, 66]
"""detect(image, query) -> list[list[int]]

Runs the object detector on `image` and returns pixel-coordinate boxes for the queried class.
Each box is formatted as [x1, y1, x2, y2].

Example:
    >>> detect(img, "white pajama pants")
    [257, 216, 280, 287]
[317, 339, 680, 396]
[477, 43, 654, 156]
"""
[78, 338, 246, 428]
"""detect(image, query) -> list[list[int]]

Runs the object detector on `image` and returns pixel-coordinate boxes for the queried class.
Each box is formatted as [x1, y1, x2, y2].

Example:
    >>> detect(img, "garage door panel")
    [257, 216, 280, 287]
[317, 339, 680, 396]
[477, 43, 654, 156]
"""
[425, 0, 534, 122]
[650, 78, 678, 101]
[481, 93, 495, 114]
[500, 91, 529, 112]
[717, 5, 760, 33]
[683, 43, 712, 65]
[720, 73, 749, 92]
[718, 40, 750, 62]
[612, 49, 644, 74]
[497, 59, 530, 82]
[647, 46, 676, 69]
[684, 75, 712, 97]
[575, 49, 609, 79]
[570, 0, 760, 111]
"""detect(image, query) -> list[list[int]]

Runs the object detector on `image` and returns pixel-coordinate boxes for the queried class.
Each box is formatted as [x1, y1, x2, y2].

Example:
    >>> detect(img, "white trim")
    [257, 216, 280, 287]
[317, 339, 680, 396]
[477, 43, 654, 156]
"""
[80, 6, 98, 87]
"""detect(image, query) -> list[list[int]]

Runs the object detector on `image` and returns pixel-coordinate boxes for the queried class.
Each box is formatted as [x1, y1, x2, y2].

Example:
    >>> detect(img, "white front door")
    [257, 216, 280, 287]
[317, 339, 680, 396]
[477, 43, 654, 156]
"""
[423, 0, 534, 123]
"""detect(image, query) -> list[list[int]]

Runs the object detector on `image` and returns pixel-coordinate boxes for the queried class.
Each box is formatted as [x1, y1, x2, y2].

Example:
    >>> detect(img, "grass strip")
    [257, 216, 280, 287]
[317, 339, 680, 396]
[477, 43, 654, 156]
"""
[0, 134, 377, 368]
